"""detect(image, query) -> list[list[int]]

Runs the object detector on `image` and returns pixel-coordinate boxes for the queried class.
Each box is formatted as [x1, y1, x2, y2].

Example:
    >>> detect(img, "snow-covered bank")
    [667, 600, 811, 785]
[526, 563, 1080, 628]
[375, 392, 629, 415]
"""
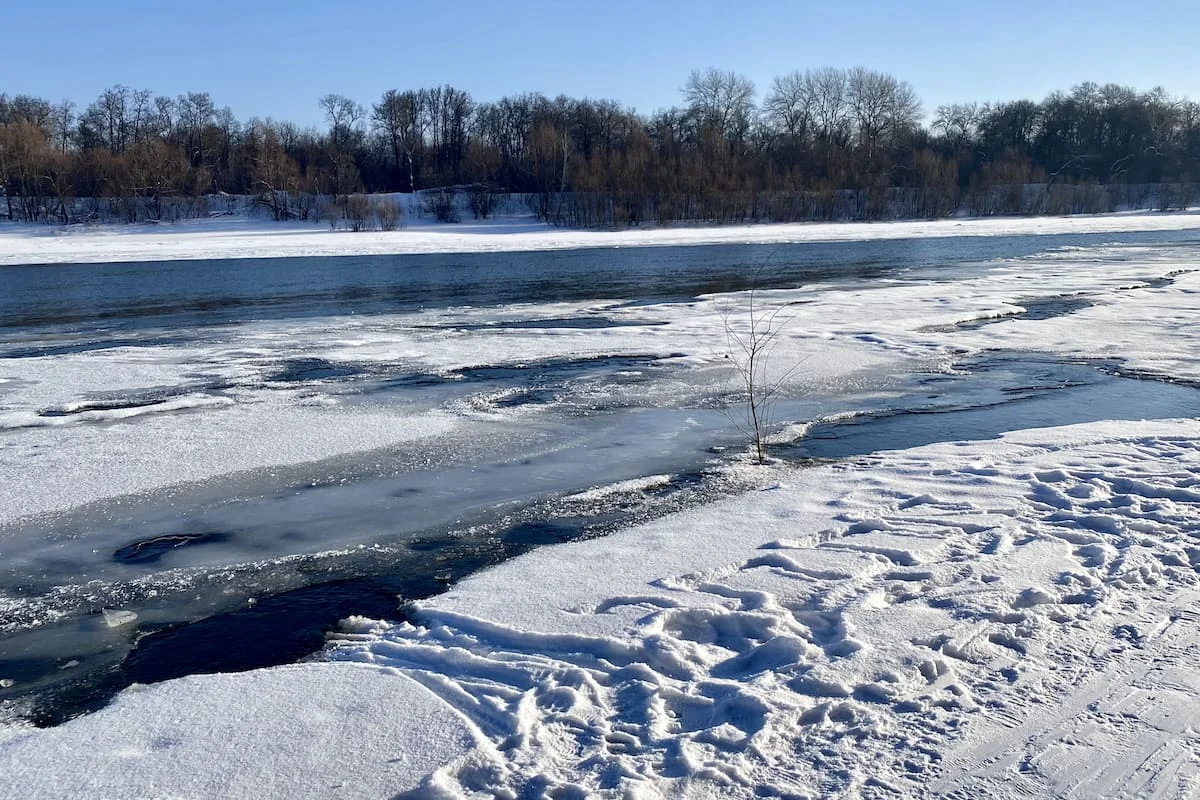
[333, 420, 1200, 798]
[4, 419, 1198, 798]
[2, 209, 1200, 266]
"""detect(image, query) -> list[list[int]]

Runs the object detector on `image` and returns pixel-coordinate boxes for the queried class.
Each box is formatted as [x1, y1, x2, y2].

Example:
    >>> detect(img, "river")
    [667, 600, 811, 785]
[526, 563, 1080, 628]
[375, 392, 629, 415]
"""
[2, 228, 1198, 725]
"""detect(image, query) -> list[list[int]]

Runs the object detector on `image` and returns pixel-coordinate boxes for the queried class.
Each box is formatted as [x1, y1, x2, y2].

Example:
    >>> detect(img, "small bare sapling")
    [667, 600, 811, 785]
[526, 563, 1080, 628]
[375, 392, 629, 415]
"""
[722, 288, 804, 464]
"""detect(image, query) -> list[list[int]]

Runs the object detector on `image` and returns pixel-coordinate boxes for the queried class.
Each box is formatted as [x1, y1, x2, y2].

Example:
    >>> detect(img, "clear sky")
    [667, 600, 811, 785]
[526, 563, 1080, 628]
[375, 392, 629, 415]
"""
[6, 0, 1199, 127]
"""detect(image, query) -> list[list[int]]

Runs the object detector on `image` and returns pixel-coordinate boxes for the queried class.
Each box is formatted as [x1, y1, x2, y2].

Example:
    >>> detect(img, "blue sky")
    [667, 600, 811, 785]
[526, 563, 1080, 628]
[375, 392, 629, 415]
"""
[6, 0, 1199, 127]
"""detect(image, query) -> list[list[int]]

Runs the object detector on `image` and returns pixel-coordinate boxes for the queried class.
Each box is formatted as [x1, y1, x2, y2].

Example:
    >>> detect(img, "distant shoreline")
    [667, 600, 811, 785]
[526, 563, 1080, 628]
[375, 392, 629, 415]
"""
[2, 208, 1199, 267]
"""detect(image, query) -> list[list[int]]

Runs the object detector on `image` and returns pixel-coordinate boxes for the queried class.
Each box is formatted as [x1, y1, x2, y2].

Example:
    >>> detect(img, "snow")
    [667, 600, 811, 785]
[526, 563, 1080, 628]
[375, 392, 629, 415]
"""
[563, 474, 675, 502]
[100, 608, 137, 628]
[5, 420, 1198, 798]
[319, 420, 1200, 798]
[1, 208, 1199, 266]
[4, 219, 1200, 797]
[0, 662, 480, 799]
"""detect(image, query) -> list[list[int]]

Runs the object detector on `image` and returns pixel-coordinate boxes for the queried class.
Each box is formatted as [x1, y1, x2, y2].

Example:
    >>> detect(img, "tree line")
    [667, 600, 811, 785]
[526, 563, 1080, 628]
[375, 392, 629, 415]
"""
[2, 68, 1198, 227]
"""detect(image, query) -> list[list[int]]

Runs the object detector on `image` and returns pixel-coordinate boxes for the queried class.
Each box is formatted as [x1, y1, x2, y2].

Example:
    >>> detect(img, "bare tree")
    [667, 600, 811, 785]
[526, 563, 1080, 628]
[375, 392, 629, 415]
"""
[80, 85, 132, 153]
[372, 89, 426, 192]
[809, 67, 851, 146]
[129, 89, 154, 144]
[683, 68, 757, 143]
[846, 67, 921, 158]
[344, 193, 372, 231]
[933, 102, 980, 149]
[763, 71, 813, 141]
[433, 85, 473, 183]
[423, 189, 460, 223]
[248, 121, 303, 221]
[0, 120, 59, 222]
[977, 100, 1043, 151]
[722, 287, 803, 464]
[317, 95, 365, 197]
[49, 100, 75, 153]
[466, 182, 502, 219]
[152, 96, 176, 139]
[125, 138, 187, 221]
[374, 196, 403, 230]
[319, 94, 364, 151]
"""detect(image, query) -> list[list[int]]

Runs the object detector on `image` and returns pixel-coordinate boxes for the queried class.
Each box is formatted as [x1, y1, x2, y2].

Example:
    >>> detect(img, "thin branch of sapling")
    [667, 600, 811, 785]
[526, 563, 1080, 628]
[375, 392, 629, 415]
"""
[720, 284, 807, 464]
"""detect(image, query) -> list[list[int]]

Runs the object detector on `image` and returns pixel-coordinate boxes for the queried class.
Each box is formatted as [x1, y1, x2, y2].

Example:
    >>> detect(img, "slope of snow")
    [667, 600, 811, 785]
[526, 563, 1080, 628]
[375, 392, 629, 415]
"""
[4, 420, 1198, 798]
[1, 209, 1199, 265]
[0, 662, 480, 799]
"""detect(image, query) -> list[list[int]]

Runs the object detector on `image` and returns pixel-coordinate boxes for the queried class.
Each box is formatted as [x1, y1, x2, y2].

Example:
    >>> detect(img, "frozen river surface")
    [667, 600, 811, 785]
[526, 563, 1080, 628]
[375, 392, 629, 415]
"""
[2, 228, 1199, 724]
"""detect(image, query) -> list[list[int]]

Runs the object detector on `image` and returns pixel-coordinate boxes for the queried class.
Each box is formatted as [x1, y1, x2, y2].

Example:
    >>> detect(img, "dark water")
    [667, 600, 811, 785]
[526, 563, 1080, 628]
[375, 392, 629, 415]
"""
[790, 353, 1200, 459]
[2, 229, 1195, 338]
[5, 471, 714, 727]
[921, 295, 1097, 333]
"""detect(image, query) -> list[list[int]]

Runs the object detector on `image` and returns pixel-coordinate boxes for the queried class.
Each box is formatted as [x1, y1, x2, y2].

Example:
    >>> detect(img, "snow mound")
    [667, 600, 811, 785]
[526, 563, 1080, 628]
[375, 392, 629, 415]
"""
[563, 473, 674, 502]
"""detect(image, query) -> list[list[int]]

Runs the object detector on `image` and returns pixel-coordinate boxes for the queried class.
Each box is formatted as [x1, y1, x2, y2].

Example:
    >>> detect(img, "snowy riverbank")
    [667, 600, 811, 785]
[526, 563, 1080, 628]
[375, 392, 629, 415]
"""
[1, 208, 1200, 266]
[3, 420, 1198, 797]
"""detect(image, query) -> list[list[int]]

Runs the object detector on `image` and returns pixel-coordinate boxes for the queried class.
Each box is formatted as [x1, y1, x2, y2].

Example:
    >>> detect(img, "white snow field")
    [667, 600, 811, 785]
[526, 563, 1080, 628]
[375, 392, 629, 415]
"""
[334, 420, 1200, 799]
[2, 219, 1200, 798]
[0, 207, 1199, 266]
